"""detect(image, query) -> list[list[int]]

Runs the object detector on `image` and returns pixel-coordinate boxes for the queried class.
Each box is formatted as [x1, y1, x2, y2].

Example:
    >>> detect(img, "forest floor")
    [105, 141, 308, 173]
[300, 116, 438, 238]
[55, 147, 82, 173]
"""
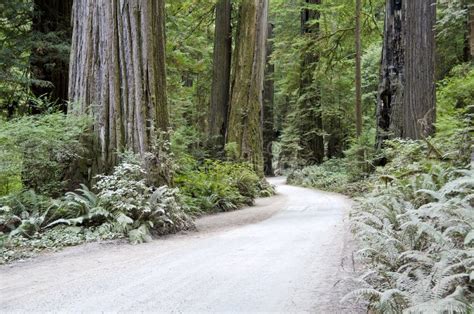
[0, 177, 363, 313]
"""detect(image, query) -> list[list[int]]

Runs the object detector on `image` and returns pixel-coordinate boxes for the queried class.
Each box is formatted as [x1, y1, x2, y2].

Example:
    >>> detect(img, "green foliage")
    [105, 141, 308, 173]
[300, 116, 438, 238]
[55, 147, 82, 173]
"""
[0, 154, 194, 262]
[175, 156, 269, 215]
[345, 165, 474, 313]
[436, 64, 474, 138]
[436, 0, 470, 78]
[0, 0, 32, 113]
[65, 154, 193, 244]
[288, 159, 351, 192]
[0, 113, 90, 196]
[272, 0, 384, 165]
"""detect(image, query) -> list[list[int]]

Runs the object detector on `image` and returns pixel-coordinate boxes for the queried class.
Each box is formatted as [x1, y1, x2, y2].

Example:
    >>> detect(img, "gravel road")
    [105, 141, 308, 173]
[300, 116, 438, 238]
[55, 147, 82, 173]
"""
[0, 177, 360, 313]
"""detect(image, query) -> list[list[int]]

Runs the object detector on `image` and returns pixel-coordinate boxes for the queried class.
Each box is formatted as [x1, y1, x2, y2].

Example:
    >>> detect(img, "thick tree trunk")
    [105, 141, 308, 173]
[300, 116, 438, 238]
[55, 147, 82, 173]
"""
[355, 0, 362, 137]
[376, 0, 436, 149]
[299, 0, 324, 165]
[209, 0, 232, 151]
[30, 0, 73, 111]
[263, 23, 275, 176]
[69, 0, 169, 174]
[227, 0, 268, 177]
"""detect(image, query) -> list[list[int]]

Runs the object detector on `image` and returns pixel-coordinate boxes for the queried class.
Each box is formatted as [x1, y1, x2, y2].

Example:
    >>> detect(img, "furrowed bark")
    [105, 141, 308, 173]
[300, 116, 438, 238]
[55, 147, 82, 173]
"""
[376, 0, 436, 149]
[69, 0, 168, 175]
[227, 0, 269, 177]
[209, 0, 232, 151]
[263, 23, 275, 176]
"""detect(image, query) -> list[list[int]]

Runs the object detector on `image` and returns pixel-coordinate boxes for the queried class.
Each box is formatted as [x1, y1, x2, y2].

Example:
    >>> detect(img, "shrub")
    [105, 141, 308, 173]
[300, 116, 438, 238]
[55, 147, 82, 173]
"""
[288, 160, 350, 191]
[175, 157, 266, 215]
[60, 154, 193, 244]
[345, 166, 474, 313]
[0, 153, 194, 263]
[0, 113, 90, 196]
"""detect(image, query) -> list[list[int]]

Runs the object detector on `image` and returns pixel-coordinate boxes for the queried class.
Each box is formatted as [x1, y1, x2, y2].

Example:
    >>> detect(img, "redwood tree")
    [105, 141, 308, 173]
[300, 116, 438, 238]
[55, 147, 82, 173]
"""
[209, 0, 232, 151]
[263, 23, 275, 176]
[376, 0, 437, 148]
[227, 0, 269, 176]
[69, 0, 169, 173]
[298, 0, 324, 164]
[30, 0, 73, 110]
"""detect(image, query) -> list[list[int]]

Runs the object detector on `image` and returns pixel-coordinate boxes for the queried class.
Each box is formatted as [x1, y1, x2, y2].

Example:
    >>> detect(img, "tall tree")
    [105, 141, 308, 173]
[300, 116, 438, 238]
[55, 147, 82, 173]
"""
[376, 0, 436, 148]
[30, 0, 73, 110]
[209, 0, 232, 151]
[355, 0, 362, 137]
[469, 4, 474, 59]
[69, 0, 169, 173]
[263, 23, 275, 176]
[299, 0, 324, 164]
[227, 0, 269, 176]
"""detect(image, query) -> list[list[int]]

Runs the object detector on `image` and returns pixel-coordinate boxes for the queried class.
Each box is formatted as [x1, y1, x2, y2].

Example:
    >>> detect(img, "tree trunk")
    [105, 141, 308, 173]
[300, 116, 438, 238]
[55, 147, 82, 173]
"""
[469, 5, 474, 60]
[355, 0, 362, 137]
[263, 23, 275, 176]
[299, 0, 324, 165]
[209, 0, 232, 151]
[376, 0, 436, 149]
[30, 0, 73, 111]
[227, 0, 268, 177]
[69, 0, 169, 174]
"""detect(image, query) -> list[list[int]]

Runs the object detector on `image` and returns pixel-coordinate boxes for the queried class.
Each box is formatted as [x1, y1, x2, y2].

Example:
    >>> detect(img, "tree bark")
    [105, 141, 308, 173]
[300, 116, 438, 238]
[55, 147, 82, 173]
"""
[469, 5, 474, 59]
[299, 0, 324, 165]
[263, 23, 275, 176]
[209, 0, 232, 151]
[227, 0, 268, 177]
[376, 0, 436, 149]
[355, 0, 362, 137]
[69, 0, 169, 174]
[30, 0, 73, 111]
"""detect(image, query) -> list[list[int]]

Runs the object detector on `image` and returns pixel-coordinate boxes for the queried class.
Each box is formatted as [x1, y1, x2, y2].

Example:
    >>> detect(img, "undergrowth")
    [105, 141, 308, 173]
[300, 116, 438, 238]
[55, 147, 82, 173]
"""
[0, 154, 193, 263]
[175, 156, 274, 216]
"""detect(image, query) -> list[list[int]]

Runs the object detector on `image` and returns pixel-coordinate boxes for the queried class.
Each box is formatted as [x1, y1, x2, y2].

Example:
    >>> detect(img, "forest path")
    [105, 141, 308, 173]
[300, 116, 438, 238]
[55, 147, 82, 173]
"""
[0, 177, 360, 313]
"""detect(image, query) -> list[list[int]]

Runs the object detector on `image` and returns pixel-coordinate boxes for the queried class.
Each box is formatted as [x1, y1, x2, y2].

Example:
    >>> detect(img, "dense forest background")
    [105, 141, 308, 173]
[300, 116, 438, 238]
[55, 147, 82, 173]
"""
[0, 0, 473, 312]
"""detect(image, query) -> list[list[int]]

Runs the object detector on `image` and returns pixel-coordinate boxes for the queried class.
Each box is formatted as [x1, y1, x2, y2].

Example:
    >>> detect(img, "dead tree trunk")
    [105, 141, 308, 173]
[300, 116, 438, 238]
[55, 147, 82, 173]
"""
[30, 0, 73, 111]
[376, 0, 436, 149]
[209, 0, 232, 152]
[69, 0, 169, 174]
[263, 23, 275, 176]
[227, 0, 268, 177]
[299, 0, 324, 165]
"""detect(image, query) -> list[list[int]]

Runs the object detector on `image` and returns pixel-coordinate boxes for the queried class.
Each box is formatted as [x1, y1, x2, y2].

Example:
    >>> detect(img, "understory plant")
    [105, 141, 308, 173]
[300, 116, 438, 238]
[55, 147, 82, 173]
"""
[345, 166, 473, 313]
[340, 121, 474, 313]
[0, 113, 90, 196]
[175, 156, 273, 215]
[53, 154, 193, 244]
[0, 153, 193, 263]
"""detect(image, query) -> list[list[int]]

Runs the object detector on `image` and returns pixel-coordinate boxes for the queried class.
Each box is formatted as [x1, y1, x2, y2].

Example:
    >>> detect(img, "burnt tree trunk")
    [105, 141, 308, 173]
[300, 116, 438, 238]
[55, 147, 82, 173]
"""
[209, 0, 232, 151]
[263, 23, 275, 176]
[227, 0, 268, 176]
[299, 0, 324, 165]
[30, 0, 73, 111]
[69, 0, 169, 174]
[376, 0, 436, 149]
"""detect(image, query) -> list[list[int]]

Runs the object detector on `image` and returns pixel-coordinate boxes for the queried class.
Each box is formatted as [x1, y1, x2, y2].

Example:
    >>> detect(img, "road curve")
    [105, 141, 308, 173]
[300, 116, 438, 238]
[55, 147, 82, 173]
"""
[0, 177, 358, 313]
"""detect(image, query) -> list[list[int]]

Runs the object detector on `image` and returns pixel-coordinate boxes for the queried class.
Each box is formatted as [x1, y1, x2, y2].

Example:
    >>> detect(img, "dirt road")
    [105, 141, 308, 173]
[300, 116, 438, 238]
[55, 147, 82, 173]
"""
[0, 177, 359, 313]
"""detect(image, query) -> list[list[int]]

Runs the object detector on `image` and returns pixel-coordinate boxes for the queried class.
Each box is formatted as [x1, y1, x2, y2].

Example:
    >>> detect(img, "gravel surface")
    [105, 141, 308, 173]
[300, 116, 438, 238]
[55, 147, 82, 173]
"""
[0, 177, 362, 313]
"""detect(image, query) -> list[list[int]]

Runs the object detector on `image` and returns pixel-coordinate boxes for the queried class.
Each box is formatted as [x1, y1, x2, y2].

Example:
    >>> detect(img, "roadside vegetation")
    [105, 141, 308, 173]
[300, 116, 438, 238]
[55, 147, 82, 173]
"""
[288, 66, 474, 311]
